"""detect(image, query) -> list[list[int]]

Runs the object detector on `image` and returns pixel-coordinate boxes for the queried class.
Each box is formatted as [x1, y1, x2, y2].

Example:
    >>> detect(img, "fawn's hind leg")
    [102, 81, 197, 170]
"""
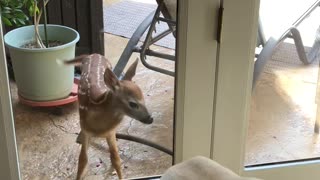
[106, 132, 123, 179]
[76, 133, 90, 180]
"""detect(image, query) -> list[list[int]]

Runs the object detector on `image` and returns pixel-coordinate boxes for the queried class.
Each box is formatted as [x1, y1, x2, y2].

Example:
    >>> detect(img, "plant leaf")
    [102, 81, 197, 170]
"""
[12, 18, 18, 25]
[2, 16, 13, 26]
[17, 18, 26, 26]
[13, 9, 23, 13]
[3, 7, 12, 11]
[1, 9, 11, 14]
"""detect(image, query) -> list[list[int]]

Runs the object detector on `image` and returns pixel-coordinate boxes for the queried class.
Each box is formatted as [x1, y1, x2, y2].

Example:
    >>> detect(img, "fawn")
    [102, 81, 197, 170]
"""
[61, 54, 153, 179]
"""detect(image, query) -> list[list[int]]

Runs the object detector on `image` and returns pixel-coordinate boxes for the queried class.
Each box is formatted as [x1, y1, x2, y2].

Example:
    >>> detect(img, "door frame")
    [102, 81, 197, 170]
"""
[174, 0, 220, 163]
[0, 17, 21, 180]
[212, 0, 260, 172]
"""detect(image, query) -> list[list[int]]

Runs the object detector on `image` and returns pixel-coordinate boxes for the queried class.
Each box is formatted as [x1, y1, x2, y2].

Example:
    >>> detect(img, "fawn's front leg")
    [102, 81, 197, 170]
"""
[107, 132, 123, 179]
[76, 130, 84, 144]
[76, 133, 90, 180]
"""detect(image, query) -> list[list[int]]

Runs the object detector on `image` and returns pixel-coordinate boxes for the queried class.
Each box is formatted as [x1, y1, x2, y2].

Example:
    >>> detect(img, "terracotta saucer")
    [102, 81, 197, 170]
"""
[18, 80, 78, 107]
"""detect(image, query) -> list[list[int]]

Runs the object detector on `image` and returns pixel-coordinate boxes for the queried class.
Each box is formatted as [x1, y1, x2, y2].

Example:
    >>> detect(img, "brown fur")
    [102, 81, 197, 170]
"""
[62, 54, 153, 179]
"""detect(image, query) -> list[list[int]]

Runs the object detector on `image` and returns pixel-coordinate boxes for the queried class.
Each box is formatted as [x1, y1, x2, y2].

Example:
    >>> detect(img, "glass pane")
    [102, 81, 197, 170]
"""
[245, 0, 320, 166]
[5, 0, 177, 179]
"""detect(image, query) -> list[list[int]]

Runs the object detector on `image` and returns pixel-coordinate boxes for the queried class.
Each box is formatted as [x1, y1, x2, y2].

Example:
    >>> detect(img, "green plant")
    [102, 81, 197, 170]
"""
[1, 0, 49, 48]
[1, 0, 29, 27]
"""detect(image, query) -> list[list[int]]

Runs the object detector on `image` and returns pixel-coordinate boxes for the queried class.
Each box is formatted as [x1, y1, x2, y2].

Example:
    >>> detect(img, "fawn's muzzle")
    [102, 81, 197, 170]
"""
[141, 115, 153, 124]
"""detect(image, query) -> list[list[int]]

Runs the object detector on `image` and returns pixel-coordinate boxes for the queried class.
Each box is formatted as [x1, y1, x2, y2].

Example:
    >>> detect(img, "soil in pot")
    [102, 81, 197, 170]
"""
[21, 40, 64, 49]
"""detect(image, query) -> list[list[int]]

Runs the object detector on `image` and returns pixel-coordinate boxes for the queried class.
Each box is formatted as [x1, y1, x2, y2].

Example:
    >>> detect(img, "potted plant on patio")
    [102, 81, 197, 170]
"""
[1, 0, 80, 101]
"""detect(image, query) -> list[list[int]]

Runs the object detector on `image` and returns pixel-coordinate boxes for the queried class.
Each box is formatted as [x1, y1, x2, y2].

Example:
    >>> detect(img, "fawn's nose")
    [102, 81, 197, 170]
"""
[143, 115, 153, 124]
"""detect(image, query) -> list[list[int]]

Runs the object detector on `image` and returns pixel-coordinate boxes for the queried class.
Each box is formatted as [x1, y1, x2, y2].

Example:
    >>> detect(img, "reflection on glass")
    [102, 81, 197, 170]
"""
[245, 1, 320, 166]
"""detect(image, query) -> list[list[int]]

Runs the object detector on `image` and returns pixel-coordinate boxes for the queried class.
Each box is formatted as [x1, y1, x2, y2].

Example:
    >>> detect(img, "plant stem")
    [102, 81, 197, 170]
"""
[34, 0, 45, 48]
[34, 2, 38, 47]
[43, 0, 48, 48]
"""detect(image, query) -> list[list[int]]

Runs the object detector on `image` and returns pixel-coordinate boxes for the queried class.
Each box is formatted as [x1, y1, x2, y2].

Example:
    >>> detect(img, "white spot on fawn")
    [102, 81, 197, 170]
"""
[79, 105, 88, 110]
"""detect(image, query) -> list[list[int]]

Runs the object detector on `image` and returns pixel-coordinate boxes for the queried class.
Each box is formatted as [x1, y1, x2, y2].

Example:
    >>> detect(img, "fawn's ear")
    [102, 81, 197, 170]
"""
[104, 68, 120, 92]
[123, 58, 139, 81]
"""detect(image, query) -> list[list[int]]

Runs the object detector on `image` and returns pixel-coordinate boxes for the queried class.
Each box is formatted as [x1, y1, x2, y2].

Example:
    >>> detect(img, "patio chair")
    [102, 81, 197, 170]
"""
[253, 0, 320, 87]
[113, 0, 176, 78]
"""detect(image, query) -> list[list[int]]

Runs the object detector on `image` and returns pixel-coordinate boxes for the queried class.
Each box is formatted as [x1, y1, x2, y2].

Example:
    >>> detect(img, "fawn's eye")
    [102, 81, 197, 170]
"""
[129, 101, 139, 109]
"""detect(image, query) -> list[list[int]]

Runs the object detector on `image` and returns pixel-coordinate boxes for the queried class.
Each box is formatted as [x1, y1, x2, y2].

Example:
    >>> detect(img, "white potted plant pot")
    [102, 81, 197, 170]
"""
[4, 24, 80, 101]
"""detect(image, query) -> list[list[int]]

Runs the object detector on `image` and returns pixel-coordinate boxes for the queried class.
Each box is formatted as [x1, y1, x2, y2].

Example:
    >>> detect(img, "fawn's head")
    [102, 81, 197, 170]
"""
[104, 59, 153, 124]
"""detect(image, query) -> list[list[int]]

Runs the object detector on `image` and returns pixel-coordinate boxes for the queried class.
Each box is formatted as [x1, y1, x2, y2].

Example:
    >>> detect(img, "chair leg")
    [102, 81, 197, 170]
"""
[113, 11, 155, 78]
[315, 105, 320, 134]
[290, 27, 312, 65]
[252, 37, 278, 89]
[139, 2, 176, 76]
